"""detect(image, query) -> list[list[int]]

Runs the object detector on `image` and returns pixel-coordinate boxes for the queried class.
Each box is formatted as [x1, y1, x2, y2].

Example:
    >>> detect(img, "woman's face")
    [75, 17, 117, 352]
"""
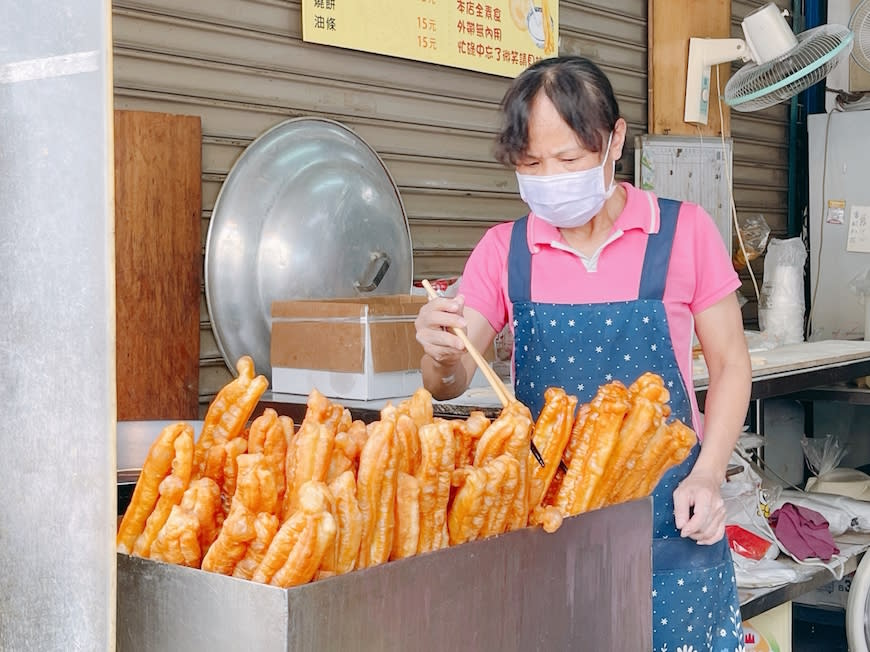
[515, 92, 610, 177]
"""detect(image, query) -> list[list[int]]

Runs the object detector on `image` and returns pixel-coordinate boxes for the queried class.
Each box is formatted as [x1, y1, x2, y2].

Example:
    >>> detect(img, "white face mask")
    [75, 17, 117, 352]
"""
[516, 131, 616, 228]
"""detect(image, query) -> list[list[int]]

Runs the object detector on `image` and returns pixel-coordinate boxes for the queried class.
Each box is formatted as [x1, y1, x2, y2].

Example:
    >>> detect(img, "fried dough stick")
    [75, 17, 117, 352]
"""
[232, 512, 280, 580]
[554, 382, 630, 516]
[612, 420, 698, 503]
[248, 409, 292, 509]
[217, 437, 249, 518]
[201, 500, 257, 575]
[283, 390, 338, 517]
[321, 470, 363, 574]
[118, 423, 193, 553]
[194, 356, 268, 475]
[587, 377, 669, 510]
[150, 477, 222, 567]
[397, 387, 434, 430]
[253, 482, 336, 588]
[356, 420, 398, 568]
[327, 420, 367, 485]
[498, 409, 534, 531]
[480, 455, 520, 538]
[448, 452, 519, 544]
[528, 388, 576, 509]
[149, 505, 201, 567]
[452, 411, 491, 469]
[201, 453, 277, 575]
[132, 428, 195, 558]
[179, 477, 222, 553]
[416, 419, 455, 553]
[447, 464, 489, 545]
[382, 404, 422, 477]
[391, 472, 421, 560]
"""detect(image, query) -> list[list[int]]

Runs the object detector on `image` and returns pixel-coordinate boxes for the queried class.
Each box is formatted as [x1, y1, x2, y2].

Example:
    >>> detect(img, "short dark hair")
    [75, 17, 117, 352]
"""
[494, 56, 621, 166]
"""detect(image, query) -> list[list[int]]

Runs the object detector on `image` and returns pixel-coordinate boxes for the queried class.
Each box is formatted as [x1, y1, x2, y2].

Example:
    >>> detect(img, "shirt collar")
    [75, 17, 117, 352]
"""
[526, 183, 661, 251]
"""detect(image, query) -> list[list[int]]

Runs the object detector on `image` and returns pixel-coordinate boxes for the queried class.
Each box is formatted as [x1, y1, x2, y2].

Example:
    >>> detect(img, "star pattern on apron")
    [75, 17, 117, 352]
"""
[506, 198, 744, 652]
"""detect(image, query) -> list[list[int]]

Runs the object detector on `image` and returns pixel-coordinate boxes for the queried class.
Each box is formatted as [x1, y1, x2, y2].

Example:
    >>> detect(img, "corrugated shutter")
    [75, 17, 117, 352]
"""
[730, 0, 791, 326]
[112, 0, 787, 408]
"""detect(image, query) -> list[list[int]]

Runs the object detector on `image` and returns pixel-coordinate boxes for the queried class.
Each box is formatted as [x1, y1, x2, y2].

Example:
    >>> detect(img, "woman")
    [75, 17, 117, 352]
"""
[415, 56, 751, 651]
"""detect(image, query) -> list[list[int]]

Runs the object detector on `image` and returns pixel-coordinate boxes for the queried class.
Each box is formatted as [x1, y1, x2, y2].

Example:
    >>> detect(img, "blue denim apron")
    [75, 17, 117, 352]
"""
[508, 199, 744, 651]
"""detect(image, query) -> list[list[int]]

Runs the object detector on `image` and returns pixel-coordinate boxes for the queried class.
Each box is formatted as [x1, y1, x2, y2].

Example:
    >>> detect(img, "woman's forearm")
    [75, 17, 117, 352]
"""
[692, 358, 751, 482]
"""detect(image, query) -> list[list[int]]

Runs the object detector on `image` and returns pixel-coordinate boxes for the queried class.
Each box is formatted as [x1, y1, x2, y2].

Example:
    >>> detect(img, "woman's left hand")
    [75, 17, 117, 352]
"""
[673, 469, 726, 545]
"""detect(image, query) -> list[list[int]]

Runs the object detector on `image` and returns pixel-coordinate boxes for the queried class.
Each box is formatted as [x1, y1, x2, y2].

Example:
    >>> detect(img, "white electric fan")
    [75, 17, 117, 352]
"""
[684, 2, 854, 124]
[851, 0, 870, 73]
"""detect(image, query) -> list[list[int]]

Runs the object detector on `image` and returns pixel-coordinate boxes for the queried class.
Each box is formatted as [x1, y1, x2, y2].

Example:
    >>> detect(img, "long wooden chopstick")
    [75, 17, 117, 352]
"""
[420, 279, 546, 469]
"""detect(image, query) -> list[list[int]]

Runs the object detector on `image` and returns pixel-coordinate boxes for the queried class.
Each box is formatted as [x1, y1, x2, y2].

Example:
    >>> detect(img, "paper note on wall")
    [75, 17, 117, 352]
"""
[301, 0, 559, 78]
[847, 204, 870, 253]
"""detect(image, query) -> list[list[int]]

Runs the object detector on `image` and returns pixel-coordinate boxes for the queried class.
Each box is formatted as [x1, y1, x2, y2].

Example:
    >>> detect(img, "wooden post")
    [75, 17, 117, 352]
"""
[114, 110, 203, 420]
[649, 0, 733, 136]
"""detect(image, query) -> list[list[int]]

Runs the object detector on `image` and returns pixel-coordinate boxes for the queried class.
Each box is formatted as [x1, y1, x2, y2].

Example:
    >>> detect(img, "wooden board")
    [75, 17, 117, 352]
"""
[648, 0, 732, 136]
[115, 109, 202, 420]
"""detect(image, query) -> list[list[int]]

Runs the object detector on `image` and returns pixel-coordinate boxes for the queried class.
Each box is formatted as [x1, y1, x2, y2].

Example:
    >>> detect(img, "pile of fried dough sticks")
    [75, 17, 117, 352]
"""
[117, 356, 695, 588]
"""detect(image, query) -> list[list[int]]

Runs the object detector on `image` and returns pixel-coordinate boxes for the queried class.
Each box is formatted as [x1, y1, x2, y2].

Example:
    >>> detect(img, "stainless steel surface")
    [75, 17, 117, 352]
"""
[0, 2, 114, 650]
[740, 552, 864, 620]
[204, 117, 413, 382]
[117, 420, 205, 471]
[118, 498, 653, 651]
[116, 421, 207, 515]
[791, 384, 870, 405]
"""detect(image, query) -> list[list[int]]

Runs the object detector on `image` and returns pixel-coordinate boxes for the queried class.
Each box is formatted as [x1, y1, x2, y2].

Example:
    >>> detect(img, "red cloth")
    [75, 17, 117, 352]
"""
[769, 503, 839, 562]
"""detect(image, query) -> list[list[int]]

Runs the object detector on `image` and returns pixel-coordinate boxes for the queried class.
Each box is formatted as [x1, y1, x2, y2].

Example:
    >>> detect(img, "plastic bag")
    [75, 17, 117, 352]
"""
[743, 329, 780, 352]
[722, 453, 781, 559]
[849, 267, 870, 304]
[731, 555, 800, 588]
[774, 489, 870, 535]
[801, 435, 847, 478]
[732, 214, 771, 270]
[758, 237, 807, 345]
[726, 524, 774, 560]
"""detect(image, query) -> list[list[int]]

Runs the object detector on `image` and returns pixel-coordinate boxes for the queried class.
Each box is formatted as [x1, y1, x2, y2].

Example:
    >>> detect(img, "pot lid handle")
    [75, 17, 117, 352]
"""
[354, 251, 391, 293]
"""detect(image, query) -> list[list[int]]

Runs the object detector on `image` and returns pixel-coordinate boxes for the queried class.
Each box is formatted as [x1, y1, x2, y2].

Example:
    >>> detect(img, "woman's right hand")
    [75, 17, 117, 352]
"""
[414, 294, 468, 368]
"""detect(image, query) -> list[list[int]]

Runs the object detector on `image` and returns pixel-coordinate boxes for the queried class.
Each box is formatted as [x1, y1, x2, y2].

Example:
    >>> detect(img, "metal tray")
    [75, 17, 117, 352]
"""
[118, 498, 653, 651]
[204, 117, 413, 382]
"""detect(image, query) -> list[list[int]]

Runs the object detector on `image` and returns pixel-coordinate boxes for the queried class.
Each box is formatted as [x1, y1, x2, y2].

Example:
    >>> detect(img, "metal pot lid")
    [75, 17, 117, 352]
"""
[204, 117, 413, 382]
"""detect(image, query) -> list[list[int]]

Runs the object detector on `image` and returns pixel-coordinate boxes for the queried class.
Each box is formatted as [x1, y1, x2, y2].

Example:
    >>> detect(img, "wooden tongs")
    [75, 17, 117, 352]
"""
[421, 280, 546, 469]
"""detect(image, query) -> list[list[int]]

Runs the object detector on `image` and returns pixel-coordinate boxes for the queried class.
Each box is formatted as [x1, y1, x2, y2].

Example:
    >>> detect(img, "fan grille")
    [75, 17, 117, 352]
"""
[724, 24, 854, 112]
[850, 0, 870, 73]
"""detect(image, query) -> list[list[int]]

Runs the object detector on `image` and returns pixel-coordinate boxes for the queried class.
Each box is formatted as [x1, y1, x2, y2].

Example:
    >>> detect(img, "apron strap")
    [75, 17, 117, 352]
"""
[507, 215, 532, 304]
[638, 197, 681, 301]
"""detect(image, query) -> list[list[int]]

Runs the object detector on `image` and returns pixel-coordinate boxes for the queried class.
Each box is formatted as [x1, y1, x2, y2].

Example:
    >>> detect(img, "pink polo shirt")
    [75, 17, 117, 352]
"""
[459, 182, 740, 435]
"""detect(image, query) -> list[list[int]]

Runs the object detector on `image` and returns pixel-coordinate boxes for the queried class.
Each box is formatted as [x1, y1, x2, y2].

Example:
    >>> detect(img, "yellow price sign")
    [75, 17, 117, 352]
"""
[301, 0, 558, 78]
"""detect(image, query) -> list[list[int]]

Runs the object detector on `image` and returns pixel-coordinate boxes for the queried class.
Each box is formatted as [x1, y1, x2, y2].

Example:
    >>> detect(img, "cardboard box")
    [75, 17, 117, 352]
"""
[270, 295, 428, 400]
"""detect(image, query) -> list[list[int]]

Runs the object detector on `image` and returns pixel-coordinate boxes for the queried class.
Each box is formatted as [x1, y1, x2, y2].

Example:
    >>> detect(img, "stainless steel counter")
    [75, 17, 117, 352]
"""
[118, 498, 653, 652]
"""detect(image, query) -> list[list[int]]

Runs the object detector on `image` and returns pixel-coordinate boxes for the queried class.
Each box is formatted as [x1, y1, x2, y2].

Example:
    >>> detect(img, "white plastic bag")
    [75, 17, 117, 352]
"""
[849, 267, 870, 303]
[802, 435, 848, 478]
[758, 237, 807, 344]
[722, 454, 781, 560]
